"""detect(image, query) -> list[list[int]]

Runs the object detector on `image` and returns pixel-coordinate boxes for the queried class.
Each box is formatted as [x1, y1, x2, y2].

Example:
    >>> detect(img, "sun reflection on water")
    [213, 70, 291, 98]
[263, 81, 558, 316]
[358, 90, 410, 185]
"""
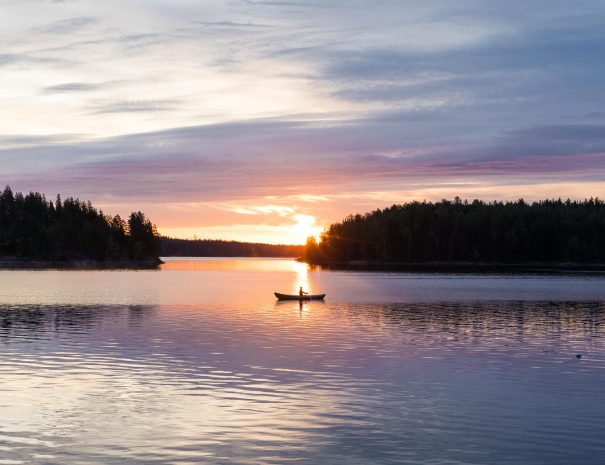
[292, 260, 311, 295]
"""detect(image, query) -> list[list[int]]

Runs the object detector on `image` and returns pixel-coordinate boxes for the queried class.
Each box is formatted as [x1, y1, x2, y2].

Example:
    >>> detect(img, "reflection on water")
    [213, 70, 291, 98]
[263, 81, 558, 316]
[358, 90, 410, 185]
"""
[1, 301, 604, 464]
[0, 259, 604, 464]
[1, 257, 605, 306]
[162, 257, 312, 296]
[160, 256, 308, 273]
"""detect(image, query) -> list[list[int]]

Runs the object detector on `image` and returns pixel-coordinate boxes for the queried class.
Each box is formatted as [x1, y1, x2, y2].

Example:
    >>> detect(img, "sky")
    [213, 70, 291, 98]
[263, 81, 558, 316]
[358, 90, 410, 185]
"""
[1, 0, 605, 244]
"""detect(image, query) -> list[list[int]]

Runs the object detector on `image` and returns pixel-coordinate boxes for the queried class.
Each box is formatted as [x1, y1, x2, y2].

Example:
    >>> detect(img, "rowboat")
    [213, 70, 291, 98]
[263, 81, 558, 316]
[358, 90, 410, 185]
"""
[274, 292, 326, 301]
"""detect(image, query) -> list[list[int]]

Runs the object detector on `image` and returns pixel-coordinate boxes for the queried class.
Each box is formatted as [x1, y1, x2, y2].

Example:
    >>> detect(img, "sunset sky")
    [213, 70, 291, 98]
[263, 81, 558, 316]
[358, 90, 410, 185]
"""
[2, 0, 605, 244]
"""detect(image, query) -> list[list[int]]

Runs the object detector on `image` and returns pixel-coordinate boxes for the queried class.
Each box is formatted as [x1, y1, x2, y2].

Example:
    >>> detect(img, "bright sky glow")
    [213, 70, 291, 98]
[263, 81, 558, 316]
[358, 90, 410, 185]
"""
[2, 0, 605, 243]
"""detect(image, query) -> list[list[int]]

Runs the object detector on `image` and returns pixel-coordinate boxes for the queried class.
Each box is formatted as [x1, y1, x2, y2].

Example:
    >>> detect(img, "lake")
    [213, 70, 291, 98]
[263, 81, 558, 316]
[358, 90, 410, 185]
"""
[1, 258, 604, 464]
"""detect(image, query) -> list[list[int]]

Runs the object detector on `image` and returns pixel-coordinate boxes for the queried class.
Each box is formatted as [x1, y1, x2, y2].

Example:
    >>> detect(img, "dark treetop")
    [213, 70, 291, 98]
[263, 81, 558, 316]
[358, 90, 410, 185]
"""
[0, 186, 160, 263]
[161, 237, 303, 257]
[304, 198, 605, 265]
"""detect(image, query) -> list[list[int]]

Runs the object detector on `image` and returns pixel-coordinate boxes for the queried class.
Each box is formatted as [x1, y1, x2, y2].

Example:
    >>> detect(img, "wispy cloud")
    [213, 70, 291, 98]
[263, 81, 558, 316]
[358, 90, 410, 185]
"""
[89, 99, 183, 114]
[191, 20, 272, 29]
[242, 0, 338, 8]
[43, 82, 104, 93]
[33, 16, 98, 34]
[233, 205, 295, 216]
[1, 0, 604, 240]
[3, 117, 604, 205]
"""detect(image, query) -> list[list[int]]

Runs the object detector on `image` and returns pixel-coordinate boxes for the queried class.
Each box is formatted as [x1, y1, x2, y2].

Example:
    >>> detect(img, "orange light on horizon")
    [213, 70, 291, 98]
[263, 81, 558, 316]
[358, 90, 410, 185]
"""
[157, 214, 324, 245]
[290, 214, 323, 244]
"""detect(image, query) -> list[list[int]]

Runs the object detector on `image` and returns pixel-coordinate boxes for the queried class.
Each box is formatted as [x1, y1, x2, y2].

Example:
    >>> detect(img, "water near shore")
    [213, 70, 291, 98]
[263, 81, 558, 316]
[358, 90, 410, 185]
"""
[1, 258, 604, 464]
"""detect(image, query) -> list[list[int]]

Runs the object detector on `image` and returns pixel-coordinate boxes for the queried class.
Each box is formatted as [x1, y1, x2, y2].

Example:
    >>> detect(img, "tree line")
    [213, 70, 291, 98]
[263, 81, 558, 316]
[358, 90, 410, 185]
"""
[0, 186, 160, 262]
[161, 237, 303, 257]
[304, 198, 605, 264]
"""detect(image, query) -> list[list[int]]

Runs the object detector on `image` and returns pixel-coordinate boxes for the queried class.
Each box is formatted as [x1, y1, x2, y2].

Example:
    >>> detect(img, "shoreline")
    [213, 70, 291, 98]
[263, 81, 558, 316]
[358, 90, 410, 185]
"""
[300, 259, 605, 273]
[0, 258, 164, 270]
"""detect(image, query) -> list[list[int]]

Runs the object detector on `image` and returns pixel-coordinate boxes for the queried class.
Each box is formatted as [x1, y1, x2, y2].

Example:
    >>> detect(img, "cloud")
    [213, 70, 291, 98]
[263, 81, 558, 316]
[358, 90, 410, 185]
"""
[1, 0, 605, 237]
[33, 17, 98, 34]
[89, 99, 183, 114]
[318, 27, 605, 109]
[43, 82, 104, 93]
[0, 133, 87, 150]
[232, 205, 295, 216]
[242, 0, 338, 7]
[191, 20, 272, 29]
[2, 115, 604, 206]
[0, 52, 67, 68]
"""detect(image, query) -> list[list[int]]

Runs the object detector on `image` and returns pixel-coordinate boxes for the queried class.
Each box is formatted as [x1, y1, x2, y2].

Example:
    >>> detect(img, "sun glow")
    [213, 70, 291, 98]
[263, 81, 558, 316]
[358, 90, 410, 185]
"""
[290, 214, 323, 244]
[157, 210, 324, 245]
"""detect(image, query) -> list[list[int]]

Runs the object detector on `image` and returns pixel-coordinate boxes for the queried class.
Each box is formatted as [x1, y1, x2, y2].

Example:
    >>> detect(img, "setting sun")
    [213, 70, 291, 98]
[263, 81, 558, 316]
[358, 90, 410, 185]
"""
[290, 214, 323, 244]
[157, 209, 324, 245]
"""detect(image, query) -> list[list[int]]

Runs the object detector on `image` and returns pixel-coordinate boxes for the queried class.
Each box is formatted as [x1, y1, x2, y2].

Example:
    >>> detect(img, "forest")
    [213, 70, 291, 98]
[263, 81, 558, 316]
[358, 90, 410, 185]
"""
[304, 198, 605, 264]
[0, 186, 161, 263]
[161, 237, 302, 257]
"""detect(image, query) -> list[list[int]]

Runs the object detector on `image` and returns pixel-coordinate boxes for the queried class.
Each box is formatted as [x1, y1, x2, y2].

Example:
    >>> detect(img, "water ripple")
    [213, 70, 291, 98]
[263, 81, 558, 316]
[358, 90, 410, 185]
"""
[0, 265, 604, 464]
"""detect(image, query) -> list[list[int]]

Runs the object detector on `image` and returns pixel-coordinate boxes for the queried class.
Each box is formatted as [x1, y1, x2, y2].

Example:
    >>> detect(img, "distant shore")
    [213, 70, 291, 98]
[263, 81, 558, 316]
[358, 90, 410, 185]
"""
[0, 257, 163, 270]
[300, 259, 605, 273]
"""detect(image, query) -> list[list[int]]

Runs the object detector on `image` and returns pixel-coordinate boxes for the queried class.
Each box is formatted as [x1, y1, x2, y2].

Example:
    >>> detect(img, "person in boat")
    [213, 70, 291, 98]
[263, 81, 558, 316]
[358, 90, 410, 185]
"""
[299, 286, 309, 297]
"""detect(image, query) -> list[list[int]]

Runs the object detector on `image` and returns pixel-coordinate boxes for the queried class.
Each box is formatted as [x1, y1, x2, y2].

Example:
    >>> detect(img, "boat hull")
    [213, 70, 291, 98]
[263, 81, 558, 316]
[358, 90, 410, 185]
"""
[274, 292, 326, 301]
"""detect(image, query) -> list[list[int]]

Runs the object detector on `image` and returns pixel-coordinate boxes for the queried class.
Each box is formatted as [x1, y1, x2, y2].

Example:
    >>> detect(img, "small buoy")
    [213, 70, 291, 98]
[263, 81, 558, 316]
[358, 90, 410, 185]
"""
[576, 353, 582, 359]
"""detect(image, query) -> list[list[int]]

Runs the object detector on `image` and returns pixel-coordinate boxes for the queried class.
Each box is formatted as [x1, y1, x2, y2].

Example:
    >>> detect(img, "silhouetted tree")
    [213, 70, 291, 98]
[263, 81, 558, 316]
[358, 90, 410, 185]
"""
[306, 198, 605, 264]
[0, 186, 161, 262]
[161, 237, 303, 257]
[128, 211, 160, 260]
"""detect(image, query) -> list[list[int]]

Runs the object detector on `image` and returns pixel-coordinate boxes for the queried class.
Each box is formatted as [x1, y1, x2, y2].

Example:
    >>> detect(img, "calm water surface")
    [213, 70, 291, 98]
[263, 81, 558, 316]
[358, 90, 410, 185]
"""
[0, 258, 604, 464]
